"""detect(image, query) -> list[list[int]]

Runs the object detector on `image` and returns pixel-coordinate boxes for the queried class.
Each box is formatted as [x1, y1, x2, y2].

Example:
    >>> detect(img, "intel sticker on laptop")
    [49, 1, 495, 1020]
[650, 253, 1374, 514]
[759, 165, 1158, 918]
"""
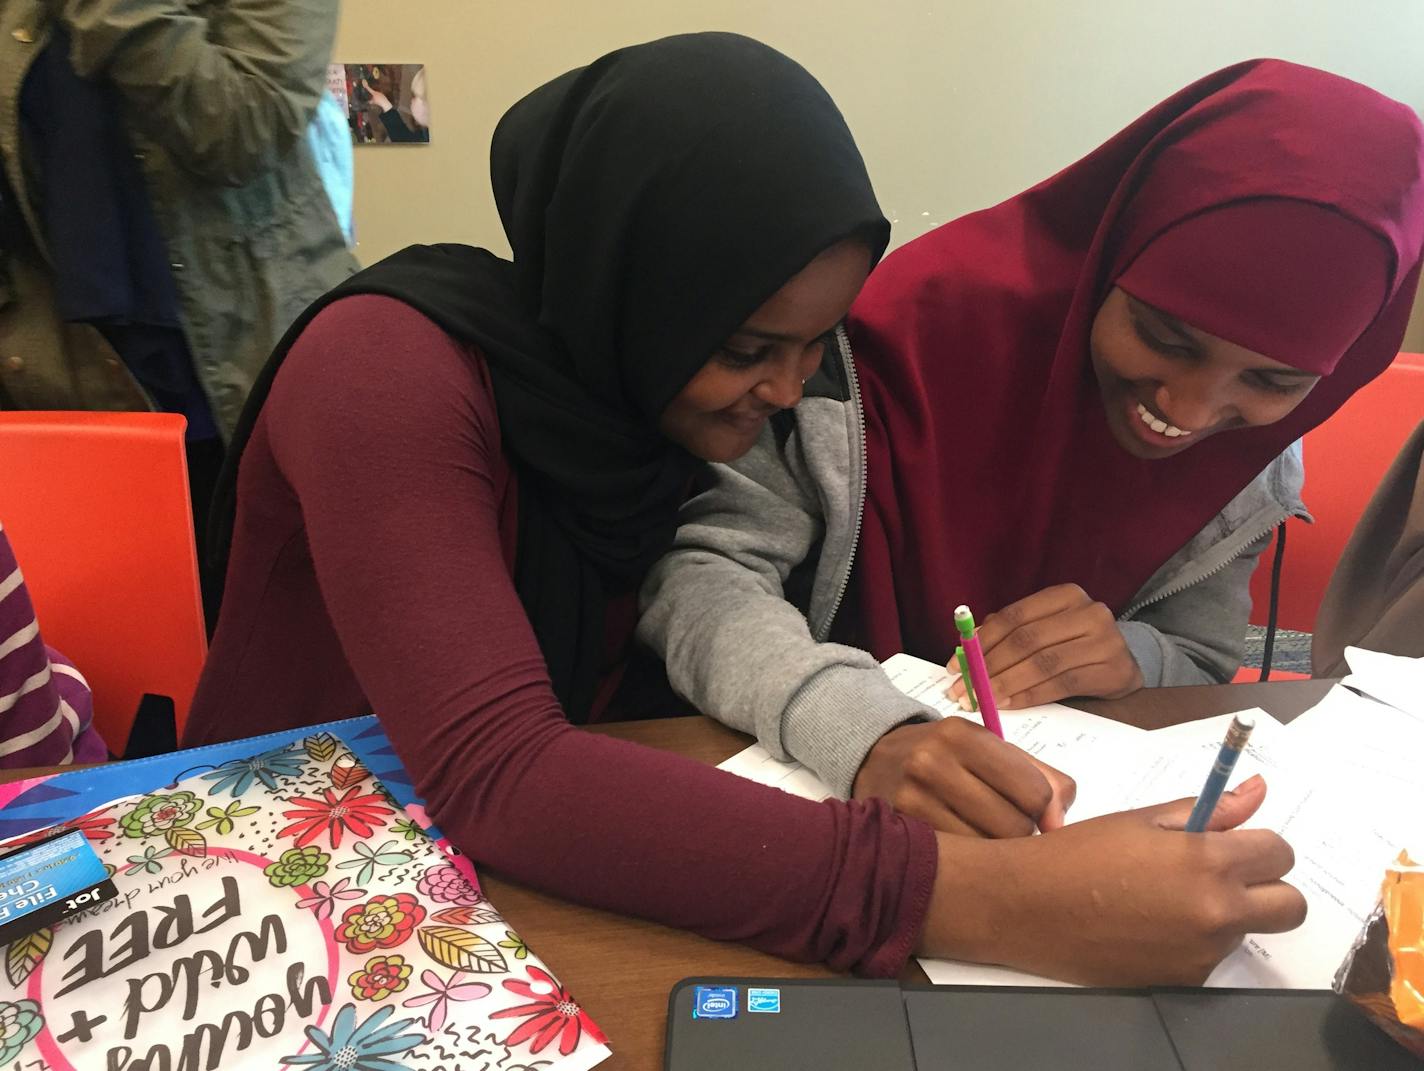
[693, 986, 738, 1019]
[747, 987, 781, 1013]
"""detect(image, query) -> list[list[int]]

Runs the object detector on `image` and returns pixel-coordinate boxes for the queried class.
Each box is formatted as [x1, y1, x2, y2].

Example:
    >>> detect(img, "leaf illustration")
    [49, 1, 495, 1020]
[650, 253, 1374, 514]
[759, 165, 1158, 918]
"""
[418, 926, 508, 974]
[165, 826, 207, 857]
[430, 906, 502, 926]
[304, 733, 339, 764]
[6, 928, 52, 986]
[330, 759, 370, 791]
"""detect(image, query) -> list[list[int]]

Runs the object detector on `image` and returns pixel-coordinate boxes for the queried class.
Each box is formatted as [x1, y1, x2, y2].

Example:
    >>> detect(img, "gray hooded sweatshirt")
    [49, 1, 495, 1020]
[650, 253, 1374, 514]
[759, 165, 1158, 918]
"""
[639, 330, 1306, 799]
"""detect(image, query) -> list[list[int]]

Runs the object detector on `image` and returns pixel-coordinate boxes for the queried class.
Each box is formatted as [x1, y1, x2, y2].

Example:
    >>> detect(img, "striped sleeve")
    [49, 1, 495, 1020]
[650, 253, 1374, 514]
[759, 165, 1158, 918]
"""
[0, 523, 99, 767]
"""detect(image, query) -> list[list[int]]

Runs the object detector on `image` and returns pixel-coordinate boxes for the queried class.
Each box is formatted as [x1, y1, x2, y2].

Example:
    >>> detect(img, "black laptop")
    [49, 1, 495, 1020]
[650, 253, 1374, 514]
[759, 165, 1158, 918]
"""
[665, 979, 1422, 1070]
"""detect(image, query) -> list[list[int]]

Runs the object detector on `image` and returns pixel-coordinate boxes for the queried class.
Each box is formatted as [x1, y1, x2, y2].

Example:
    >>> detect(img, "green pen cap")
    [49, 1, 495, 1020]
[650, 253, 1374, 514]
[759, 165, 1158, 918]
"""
[953, 604, 975, 638]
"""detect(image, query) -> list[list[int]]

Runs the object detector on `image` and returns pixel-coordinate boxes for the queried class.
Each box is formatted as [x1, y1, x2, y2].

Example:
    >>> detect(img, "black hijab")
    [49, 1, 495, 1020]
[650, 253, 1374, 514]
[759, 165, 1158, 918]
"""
[209, 32, 889, 720]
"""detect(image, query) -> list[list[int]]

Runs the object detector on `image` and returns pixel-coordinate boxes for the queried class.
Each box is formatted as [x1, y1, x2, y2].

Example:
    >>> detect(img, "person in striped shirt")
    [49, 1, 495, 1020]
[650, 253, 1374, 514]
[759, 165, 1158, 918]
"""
[0, 522, 105, 767]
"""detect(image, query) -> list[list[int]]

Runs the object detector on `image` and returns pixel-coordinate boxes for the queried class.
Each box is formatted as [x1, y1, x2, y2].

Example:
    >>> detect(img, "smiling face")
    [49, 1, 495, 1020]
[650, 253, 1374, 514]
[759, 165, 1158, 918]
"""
[1089, 287, 1323, 460]
[657, 238, 873, 463]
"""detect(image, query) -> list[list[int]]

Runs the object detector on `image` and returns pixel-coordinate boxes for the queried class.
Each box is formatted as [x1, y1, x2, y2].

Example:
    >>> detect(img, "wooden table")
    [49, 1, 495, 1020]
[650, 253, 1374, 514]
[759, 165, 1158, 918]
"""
[0, 678, 1333, 1070]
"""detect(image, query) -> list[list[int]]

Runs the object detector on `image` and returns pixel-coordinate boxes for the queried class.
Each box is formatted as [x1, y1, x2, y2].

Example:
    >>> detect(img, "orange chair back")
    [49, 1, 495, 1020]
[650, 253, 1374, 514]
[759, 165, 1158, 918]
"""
[0, 412, 206, 751]
[1249, 353, 1424, 632]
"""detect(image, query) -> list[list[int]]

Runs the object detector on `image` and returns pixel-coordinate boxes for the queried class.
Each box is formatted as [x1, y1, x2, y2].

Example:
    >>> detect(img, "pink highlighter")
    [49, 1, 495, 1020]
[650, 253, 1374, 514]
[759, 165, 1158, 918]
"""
[954, 604, 1004, 738]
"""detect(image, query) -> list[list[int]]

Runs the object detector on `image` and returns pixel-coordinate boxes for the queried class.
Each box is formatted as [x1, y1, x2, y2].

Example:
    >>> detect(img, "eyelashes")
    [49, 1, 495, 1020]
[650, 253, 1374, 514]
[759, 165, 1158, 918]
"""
[714, 331, 837, 372]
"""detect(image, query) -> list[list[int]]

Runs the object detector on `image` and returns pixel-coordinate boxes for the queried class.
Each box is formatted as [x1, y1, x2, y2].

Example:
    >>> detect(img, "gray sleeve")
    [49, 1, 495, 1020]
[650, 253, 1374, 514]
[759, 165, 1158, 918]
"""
[638, 430, 930, 798]
[1118, 526, 1274, 687]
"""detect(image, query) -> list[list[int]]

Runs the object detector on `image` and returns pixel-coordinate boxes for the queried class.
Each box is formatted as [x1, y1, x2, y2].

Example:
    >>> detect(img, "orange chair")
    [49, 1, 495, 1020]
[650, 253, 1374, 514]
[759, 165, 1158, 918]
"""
[0, 412, 207, 753]
[1248, 352, 1424, 635]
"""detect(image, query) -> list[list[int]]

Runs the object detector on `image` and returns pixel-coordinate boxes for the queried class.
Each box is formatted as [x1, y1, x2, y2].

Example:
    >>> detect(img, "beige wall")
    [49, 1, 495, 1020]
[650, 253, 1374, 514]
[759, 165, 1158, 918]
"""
[334, 0, 1424, 349]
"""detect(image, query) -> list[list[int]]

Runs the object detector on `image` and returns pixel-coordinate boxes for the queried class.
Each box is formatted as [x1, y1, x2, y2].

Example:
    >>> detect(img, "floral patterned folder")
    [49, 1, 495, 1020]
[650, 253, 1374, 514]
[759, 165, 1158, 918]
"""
[0, 736, 610, 1071]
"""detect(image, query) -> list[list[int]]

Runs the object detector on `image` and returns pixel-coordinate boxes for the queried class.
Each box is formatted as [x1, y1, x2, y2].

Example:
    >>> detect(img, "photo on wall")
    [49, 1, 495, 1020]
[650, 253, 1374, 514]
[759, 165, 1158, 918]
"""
[328, 63, 431, 145]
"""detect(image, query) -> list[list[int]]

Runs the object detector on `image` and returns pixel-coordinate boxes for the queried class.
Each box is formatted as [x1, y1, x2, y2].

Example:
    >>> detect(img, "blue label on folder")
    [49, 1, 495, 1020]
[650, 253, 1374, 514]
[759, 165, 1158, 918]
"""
[693, 986, 738, 1019]
[747, 987, 781, 1013]
[0, 829, 113, 943]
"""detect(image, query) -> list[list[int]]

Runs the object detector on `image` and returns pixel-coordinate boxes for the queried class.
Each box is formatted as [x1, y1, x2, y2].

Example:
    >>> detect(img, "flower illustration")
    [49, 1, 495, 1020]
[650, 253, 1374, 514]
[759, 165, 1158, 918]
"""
[279, 786, 394, 850]
[195, 800, 260, 835]
[401, 969, 491, 1032]
[416, 863, 481, 906]
[497, 931, 529, 961]
[0, 999, 43, 1063]
[490, 966, 605, 1057]
[264, 846, 331, 887]
[336, 840, 413, 886]
[281, 1003, 423, 1071]
[348, 954, 412, 1001]
[336, 894, 425, 954]
[124, 845, 172, 876]
[391, 817, 422, 842]
[120, 791, 200, 839]
[74, 811, 118, 840]
[2, 811, 117, 848]
[200, 746, 307, 797]
[295, 878, 364, 921]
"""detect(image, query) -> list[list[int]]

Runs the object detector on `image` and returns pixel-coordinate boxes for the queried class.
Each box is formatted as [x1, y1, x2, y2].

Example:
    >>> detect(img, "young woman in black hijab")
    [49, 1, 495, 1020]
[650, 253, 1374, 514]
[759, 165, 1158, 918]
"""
[187, 33, 937, 975]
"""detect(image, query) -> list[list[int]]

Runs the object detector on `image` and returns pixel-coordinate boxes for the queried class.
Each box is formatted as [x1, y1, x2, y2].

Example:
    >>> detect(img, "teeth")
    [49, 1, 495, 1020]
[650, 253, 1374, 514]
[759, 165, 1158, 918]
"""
[1136, 402, 1191, 439]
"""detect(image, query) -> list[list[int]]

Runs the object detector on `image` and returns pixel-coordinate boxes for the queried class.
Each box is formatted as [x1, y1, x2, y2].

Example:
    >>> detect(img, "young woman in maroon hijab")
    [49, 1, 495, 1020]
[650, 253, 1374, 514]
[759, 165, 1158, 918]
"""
[643, 60, 1424, 839]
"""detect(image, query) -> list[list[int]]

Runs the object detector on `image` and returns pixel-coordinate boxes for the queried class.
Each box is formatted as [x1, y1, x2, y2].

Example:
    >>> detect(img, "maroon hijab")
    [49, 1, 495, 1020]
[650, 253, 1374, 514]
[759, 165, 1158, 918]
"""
[839, 60, 1424, 662]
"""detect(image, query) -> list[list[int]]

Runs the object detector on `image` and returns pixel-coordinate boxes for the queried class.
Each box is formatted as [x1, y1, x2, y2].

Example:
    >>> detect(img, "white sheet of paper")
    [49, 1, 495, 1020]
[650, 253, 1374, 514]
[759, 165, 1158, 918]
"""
[921, 708, 1415, 988]
[715, 653, 1414, 991]
[716, 744, 832, 802]
[882, 653, 1146, 768]
[1286, 684, 1424, 801]
[1341, 645, 1424, 721]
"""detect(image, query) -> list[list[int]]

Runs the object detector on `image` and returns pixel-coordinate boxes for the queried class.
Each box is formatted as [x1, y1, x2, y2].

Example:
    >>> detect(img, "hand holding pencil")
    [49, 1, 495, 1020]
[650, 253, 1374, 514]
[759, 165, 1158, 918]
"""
[947, 583, 1144, 709]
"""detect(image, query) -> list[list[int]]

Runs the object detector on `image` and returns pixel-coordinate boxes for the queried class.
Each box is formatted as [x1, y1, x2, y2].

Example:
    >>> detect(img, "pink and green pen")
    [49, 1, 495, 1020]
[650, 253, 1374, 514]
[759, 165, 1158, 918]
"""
[954, 605, 1004, 739]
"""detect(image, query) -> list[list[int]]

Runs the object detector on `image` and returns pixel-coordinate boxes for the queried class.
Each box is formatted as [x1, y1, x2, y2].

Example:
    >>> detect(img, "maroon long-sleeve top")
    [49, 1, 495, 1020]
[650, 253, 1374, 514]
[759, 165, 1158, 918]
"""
[184, 295, 937, 976]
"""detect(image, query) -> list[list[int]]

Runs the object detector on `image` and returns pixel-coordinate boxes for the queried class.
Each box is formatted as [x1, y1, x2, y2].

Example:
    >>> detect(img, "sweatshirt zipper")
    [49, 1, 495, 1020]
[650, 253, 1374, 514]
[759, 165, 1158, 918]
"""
[1119, 509, 1294, 620]
[815, 325, 866, 641]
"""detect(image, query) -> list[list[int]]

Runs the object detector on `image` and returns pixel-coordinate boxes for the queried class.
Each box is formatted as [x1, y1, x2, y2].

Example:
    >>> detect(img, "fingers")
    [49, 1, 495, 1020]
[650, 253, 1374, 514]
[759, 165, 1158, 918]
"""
[1149, 774, 1267, 831]
[942, 779, 1039, 838]
[1240, 880, 1309, 933]
[891, 721, 1056, 837]
[976, 584, 1092, 654]
[965, 595, 1138, 708]
[1201, 773, 1268, 830]
[897, 796, 987, 839]
[1029, 757, 1077, 831]
[946, 667, 966, 704]
[903, 745, 1042, 837]
[1222, 827, 1297, 885]
[950, 587, 1121, 708]
[981, 608, 1093, 681]
[994, 642, 1129, 709]
[960, 733, 1056, 820]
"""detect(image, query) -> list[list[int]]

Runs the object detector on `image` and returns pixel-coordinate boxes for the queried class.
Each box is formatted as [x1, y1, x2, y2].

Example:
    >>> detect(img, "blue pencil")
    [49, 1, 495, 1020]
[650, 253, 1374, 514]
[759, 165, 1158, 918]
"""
[1183, 713, 1256, 833]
